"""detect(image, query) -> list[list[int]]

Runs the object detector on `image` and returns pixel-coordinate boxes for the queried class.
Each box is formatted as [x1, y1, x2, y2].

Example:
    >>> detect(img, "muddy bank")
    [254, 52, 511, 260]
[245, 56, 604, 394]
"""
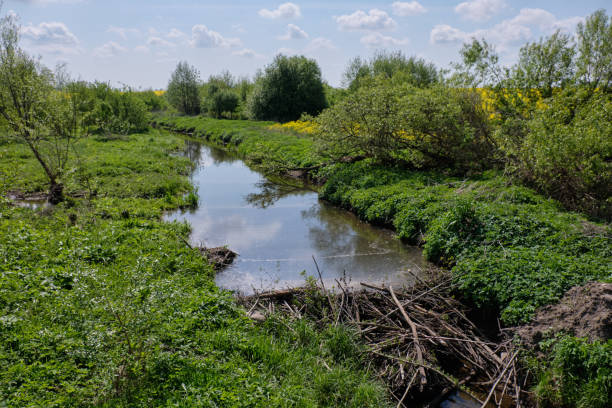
[518, 282, 612, 346]
[198, 246, 237, 270]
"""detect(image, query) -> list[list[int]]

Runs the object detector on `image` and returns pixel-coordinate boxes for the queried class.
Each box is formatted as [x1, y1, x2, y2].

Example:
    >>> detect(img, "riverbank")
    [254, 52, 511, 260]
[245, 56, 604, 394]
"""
[0, 130, 391, 406]
[153, 114, 612, 407]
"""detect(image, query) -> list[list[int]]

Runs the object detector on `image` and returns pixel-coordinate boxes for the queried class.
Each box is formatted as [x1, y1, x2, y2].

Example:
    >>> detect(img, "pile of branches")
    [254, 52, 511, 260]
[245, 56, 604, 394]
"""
[239, 267, 523, 407]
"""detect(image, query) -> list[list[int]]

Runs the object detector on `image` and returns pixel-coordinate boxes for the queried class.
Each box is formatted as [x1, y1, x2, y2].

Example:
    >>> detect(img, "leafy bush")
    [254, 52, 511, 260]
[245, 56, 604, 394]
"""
[508, 87, 612, 219]
[87, 83, 150, 134]
[248, 54, 328, 122]
[134, 90, 168, 112]
[315, 81, 495, 170]
[534, 336, 612, 408]
[343, 50, 438, 91]
[207, 90, 239, 119]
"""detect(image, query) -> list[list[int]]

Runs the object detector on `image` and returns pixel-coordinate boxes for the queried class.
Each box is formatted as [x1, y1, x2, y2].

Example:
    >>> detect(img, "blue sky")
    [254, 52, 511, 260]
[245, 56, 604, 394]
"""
[5, 0, 609, 88]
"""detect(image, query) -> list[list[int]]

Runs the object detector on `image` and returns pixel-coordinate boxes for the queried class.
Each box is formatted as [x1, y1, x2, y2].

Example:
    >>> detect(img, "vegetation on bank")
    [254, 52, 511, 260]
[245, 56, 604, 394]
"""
[0, 130, 390, 407]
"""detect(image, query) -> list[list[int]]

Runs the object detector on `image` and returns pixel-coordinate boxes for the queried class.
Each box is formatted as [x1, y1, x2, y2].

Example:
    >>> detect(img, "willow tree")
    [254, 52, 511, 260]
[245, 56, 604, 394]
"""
[0, 10, 85, 203]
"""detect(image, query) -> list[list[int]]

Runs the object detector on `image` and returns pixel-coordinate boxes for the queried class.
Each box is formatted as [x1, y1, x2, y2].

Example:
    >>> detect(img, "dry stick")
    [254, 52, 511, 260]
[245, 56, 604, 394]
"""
[397, 370, 419, 408]
[389, 285, 427, 389]
[481, 350, 519, 408]
[513, 361, 521, 408]
[372, 351, 484, 405]
[247, 297, 260, 316]
[312, 255, 336, 316]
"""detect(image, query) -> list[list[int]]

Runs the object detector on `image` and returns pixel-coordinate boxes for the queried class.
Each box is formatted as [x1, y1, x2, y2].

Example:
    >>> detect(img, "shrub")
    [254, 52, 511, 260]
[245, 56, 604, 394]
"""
[315, 81, 495, 170]
[343, 50, 438, 91]
[248, 54, 328, 122]
[535, 336, 612, 408]
[207, 90, 239, 118]
[507, 87, 612, 220]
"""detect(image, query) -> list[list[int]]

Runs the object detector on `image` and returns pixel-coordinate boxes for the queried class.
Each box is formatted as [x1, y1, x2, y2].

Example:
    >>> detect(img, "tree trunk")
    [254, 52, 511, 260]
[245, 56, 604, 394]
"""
[48, 182, 64, 204]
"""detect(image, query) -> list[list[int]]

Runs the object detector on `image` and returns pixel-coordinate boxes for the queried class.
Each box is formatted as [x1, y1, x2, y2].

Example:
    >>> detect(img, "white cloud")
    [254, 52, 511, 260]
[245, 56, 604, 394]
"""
[21, 21, 78, 45]
[190, 25, 241, 48]
[455, 0, 506, 22]
[147, 36, 175, 47]
[134, 45, 150, 53]
[277, 46, 296, 55]
[259, 2, 301, 19]
[305, 37, 335, 52]
[279, 23, 308, 40]
[552, 16, 585, 33]
[20, 21, 79, 55]
[507, 8, 555, 30]
[232, 48, 263, 58]
[335, 9, 396, 31]
[361, 32, 409, 48]
[232, 24, 247, 34]
[430, 24, 469, 44]
[93, 41, 127, 58]
[107, 26, 140, 40]
[391, 2, 426, 17]
[167, 28, 186, 39]
[432, 8, 583, 48]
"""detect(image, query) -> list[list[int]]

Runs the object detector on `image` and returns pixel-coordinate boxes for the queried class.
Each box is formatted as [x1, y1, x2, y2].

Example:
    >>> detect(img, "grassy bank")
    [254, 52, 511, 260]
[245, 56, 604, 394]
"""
[152, 115, 322, 176]
[0, 130, 390, 407]
[154, 114, 611, 406]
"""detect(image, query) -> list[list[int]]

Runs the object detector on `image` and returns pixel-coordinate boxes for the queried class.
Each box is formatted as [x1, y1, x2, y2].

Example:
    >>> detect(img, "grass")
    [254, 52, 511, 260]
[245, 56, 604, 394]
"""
[0, 130, 390, 407]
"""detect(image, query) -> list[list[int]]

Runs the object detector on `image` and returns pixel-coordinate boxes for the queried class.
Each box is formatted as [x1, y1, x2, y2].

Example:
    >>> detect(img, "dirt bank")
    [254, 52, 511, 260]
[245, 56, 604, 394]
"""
[518, 282, 612, 346]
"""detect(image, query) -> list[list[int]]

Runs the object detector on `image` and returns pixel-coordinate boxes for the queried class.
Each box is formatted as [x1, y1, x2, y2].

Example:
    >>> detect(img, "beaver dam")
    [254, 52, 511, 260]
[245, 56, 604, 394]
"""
[239, 270, 522, 407]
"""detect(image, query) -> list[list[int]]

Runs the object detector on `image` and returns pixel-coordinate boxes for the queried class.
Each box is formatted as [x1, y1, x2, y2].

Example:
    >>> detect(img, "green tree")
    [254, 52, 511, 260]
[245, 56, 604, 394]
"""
[513, 30, 575, 98]
[576, 9, 612, 89]
[0, 11, 86, 203]
[315, 80, 494, 169]
[452, 38, 503, 87]
[167, 61, 201, 115]
[343, 51, 438, 91]
[208, 90, 239, 118]
[247, 54, 327, 122]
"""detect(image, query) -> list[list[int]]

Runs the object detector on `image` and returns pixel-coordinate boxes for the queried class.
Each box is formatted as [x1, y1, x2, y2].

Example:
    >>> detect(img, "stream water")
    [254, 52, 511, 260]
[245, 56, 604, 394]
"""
[165, 140, 427, 294]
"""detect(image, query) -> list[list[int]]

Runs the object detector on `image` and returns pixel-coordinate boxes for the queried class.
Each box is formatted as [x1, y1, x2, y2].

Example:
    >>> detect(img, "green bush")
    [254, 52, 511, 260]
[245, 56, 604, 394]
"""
[87, 83, 150, 134]
[534, 336, 612, 408]
[509, 88, 612, 220]
[248, 54, 328, 122]
[314, 81, 494, 170]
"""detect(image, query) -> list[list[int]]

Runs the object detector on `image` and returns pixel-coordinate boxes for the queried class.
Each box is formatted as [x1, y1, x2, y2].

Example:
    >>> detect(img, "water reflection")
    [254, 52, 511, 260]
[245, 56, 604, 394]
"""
[165, 139, 427, 294]
[245, 180, 308, 209]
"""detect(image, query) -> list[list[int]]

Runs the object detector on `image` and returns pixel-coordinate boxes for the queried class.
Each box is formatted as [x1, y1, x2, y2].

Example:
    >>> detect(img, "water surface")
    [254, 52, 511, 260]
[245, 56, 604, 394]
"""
[165, 140, 426, 294]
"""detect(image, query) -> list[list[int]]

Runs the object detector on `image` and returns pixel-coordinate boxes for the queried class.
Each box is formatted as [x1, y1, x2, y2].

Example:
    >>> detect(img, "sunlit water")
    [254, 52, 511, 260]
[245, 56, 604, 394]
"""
[165, 140, 427, 294]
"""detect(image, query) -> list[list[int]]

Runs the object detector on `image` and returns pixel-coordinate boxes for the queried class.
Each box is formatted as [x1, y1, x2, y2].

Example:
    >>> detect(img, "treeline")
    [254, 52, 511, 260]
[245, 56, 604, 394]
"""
[166, 55, 329, 122]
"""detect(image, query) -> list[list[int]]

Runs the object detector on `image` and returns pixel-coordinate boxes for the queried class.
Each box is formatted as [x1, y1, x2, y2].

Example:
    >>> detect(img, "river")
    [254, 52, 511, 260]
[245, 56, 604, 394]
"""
[165, 139, 427, 294]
